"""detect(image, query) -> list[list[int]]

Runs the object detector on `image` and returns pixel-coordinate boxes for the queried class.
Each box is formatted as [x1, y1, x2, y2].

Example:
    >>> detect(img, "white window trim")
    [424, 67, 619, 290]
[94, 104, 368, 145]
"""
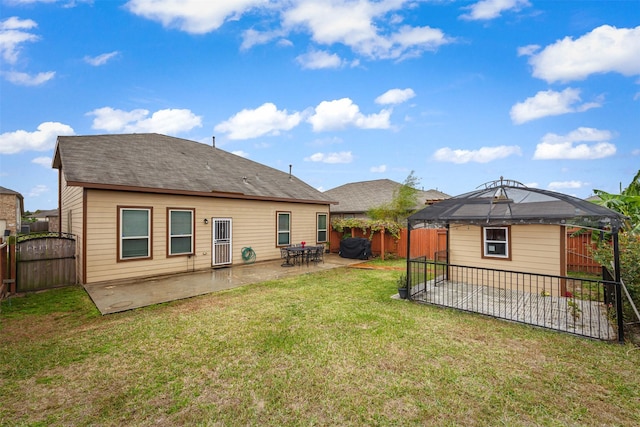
[168, 209, 194, 256]
[119, 207, 151, 260]
[317, 213, 328, 243]
[277, 212, 291, 247]
[483, 226, 510, 259]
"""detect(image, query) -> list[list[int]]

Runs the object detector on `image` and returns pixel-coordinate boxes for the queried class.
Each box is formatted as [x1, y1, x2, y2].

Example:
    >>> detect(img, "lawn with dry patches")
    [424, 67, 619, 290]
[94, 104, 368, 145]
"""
[1, 267, 639, 426]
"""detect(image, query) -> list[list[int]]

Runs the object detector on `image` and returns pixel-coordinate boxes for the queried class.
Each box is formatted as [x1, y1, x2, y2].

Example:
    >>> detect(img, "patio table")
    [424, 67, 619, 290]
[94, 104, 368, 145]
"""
[282, 245, 318, 266]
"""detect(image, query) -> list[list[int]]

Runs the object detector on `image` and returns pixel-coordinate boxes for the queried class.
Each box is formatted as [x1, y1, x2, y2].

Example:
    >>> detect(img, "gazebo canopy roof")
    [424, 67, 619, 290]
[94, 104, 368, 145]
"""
[408, 178, 626, 229]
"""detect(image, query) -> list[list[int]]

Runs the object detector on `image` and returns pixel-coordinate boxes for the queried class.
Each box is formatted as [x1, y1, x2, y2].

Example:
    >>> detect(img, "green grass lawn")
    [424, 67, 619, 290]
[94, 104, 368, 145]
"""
[1, 266, 639, 426]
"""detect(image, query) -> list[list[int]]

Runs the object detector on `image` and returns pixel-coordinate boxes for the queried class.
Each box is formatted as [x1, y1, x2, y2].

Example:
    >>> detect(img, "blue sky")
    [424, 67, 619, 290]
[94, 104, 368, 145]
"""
[1, 0, 639, 212]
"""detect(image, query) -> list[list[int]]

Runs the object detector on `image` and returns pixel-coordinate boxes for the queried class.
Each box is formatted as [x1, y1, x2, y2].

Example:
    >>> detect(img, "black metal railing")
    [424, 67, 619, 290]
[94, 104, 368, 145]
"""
[407, 258, 622, 342]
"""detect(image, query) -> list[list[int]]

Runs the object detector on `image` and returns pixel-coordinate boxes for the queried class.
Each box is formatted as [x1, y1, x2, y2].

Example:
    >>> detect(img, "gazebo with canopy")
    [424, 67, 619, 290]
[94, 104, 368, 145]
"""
[405, 178, 627, 342]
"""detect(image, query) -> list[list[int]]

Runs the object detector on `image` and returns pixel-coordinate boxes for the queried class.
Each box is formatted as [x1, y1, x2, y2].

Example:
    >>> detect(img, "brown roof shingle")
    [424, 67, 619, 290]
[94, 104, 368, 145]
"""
[53, 133, 333, 204]
[324, 179, 449, 214]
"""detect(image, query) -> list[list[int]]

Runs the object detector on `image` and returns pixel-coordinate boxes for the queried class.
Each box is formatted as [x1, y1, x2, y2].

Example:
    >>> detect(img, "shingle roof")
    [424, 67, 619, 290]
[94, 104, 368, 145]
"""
[29, 209, 59, 218]
[324, 179, 450, 213]
[0, 186, 23, 197]
[53, 133, 333, 204]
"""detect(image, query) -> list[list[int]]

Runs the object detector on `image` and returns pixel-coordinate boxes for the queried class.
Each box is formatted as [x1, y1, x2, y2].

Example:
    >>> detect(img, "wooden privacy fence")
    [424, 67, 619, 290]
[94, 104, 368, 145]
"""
[566, 231, 601, 274]
[16, 234, 76, 292]
[330, 227, 446, 259]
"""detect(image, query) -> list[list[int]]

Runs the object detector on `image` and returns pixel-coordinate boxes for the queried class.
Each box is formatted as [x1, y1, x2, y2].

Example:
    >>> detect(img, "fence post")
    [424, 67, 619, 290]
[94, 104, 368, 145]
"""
[406, 221, 412, 295]
[4, 242, 17, 294]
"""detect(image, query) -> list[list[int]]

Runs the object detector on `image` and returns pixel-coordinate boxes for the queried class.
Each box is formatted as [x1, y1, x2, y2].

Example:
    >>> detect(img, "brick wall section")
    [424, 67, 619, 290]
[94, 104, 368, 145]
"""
[0, 193, 20, 235]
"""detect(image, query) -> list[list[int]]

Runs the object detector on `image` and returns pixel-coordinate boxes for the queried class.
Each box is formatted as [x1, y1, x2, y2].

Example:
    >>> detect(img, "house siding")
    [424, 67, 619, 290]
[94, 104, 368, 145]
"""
[449, 224, 562, 295]
[60, 172, 84, 282]
[82, 189, 329, 284]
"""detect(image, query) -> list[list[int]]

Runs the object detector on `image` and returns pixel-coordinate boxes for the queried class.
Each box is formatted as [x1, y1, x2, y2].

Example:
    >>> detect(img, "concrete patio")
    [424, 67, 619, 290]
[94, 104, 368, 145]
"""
[410, 278, 616, 340]
[84, 253, 362, 315]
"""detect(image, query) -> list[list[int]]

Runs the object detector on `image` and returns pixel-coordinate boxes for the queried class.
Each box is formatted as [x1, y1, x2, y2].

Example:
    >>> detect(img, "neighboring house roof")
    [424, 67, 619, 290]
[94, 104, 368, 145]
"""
[53, 134, 334, 204]
[28, 209, 59, 219]
[324, 179, 450, 214]
[408, 179, 626, 229]
[0, 186, 23, 197]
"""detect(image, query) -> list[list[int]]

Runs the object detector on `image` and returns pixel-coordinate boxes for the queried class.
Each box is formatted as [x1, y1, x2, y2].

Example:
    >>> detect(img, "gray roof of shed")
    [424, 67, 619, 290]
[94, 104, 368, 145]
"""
[53, 133, 333, 204]
[408, 179, 626, 229]
[324, 179, 450, 213]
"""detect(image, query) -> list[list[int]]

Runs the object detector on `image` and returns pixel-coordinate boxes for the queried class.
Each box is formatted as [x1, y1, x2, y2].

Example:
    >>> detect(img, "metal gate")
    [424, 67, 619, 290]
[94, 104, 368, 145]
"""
[17, 233, 76, 291]
[212, 218, 232, 266]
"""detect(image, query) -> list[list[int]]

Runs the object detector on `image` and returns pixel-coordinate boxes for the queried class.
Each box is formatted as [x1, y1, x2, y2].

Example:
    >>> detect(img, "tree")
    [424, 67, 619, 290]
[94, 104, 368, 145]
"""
[591, 170, 640, 323]
[367, 171, 421, 223]
[592, 169, 640, 235]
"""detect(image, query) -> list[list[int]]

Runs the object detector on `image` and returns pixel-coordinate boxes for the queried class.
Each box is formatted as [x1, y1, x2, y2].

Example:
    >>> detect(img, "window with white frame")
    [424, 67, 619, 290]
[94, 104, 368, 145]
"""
[277, 212, 291, 246]
[317, 213, 328, 243]
[119, 207, 151, 260]
[483, 226, 509, 258]
[168, 209, 194, 255]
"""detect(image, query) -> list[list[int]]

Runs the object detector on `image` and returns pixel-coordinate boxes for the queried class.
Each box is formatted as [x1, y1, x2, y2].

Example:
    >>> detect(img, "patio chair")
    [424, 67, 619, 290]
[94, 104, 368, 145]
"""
[310, 245, 324, 264]
[281, 247, 294, 267]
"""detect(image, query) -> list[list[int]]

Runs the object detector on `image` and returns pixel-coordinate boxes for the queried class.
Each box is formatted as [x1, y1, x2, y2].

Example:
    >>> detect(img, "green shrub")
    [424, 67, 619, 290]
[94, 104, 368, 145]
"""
[591, 233, 640, 321]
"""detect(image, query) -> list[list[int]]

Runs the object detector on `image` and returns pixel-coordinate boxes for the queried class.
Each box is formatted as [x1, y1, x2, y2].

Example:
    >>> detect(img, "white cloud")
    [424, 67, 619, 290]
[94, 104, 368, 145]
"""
[214, 103, 301, 140]
[533, 127, 617, 160]
[88, 107, 202, 134]
[524, 25, 640, 83]
[517, 44, 539, 56]
[87, 107, 148, 131]
[386, 25, 451, 59]
[0, 16, 39, 64]
[0, 17, 56, 86]
[125, 0, 263, 34]
[5, 1, 57, 4]
[304, 151, 353, 164]
[432, 145, 522, 164]
[296, 49, 343, 69]
[3, 70, 55, 86]
[241, 28, 285, 50]
[632, 149, 640, 156]
[370, 164, 387, 173]
[84, 51, 119, 66]
[231, 150, 249, 158]
[127, 1, 453, 61]
[547, 181, 587, 190]
[460, 0, 530, 21]
[31, 156, 52, 167]
[510, 88, 601, 124]
[307, 98, 391, 132]
[375, 88, 415, 105]
[28, 184, 48, 198]
[0, 122, 75, 154]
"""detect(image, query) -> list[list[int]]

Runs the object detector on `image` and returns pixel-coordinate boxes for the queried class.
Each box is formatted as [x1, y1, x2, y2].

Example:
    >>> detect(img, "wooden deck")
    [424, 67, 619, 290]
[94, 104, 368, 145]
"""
[410, 278, 616, 340]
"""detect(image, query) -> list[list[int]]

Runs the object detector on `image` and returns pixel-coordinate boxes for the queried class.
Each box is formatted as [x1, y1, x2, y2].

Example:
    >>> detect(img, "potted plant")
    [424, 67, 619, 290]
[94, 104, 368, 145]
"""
[397, 273, 408, 299]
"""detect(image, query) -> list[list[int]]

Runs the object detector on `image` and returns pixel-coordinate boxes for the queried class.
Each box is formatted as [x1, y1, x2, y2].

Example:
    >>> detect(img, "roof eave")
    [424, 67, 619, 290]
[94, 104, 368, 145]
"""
[65, 181, 334, 205]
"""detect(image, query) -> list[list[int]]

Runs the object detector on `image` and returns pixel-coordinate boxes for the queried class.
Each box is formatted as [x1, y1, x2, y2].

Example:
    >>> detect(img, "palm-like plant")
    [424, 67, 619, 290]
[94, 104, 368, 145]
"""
[592, 169, 640, 235]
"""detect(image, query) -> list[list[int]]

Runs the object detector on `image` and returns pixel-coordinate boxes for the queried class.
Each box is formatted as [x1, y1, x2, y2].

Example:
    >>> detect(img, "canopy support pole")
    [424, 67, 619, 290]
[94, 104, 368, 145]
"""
[612, 227, 624, 343]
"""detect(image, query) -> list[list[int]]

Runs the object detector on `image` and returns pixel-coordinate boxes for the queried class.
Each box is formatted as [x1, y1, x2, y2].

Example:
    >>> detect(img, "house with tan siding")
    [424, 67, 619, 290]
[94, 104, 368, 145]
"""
[53, 133, 335, 285]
